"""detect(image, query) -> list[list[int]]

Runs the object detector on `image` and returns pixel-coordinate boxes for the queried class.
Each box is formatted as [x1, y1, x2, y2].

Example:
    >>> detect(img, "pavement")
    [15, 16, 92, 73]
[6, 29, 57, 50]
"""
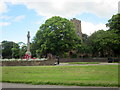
[56, 62, 119, 66]
[1, 83, 118, 88]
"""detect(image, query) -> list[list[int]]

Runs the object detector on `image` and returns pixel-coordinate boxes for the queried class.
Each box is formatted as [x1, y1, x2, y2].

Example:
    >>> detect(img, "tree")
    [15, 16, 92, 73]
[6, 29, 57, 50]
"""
[18, 42, 27, 59]
[106, 13, 120, 56]
[2, 41, 20, 59]
[11, 44, 19, 58]
[77, 43, 92, 57]
[30, 42, 38, 58]
[87, 14, 120, 57]
[33, 16, 81, 57]
[106, 14, 120, 33]
[75, 33, 92, 58]
[88, 30, 120, 57]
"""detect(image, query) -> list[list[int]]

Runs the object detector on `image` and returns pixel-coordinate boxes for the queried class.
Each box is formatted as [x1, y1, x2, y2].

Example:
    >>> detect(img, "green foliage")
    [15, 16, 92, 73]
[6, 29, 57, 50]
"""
[18, 42, 27, 58]
[77, 43, 92, 54]
[82, 13, 120, 57]
[20, 45, 27, 58]
[31, 14, 120, 58]
[88, 30, 120, 57]
[71, 53, 77, 58]
[2, 41, 20, 59]
[106, 14, 120, 33]
[76, 33, 92, 57]
[2, 65, 118, 87]
[33, 16, 81, 57]
[30, 42, 38, 58]
[82, 33, 88, 43]
[2, 41, 12, 59]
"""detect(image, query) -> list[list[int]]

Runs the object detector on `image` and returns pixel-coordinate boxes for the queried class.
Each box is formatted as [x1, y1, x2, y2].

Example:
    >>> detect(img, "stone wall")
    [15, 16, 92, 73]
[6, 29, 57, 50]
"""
[1, 59, 57, 66]
[59, 58, 120, 62]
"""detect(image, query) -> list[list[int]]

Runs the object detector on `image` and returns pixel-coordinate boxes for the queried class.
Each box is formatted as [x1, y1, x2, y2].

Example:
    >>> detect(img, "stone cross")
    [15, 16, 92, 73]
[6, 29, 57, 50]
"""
[25, 31, 31, 59]
[27, 31, 30, 51]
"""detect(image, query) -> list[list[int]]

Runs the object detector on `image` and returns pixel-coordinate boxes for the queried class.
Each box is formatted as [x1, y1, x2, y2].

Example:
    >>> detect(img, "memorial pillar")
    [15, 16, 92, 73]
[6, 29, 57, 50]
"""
[25, 31, 31, 59]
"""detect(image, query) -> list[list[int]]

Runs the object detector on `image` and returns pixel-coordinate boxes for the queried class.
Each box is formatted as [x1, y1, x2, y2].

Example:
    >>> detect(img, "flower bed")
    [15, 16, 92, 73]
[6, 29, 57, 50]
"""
[0, 58, 47, 61]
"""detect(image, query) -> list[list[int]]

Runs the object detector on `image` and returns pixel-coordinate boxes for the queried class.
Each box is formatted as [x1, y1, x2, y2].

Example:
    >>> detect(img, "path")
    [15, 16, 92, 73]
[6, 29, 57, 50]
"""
[56, 62, 118, 66]
[1, 83, 118, 88]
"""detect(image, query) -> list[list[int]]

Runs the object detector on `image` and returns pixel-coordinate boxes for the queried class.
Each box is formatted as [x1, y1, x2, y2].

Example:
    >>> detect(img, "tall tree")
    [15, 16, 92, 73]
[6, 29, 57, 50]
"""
[106, 13, 120, 56]
[106, 14, 120, 33]
[76, 33, 92, 58]
[18, 42, 27, 59]
[30, 42, 38, 58]
[86, 13, 120, 57]
[33, 16, 81, 57]
[88, 30, 120, 57]
[2, 41, 20, 59]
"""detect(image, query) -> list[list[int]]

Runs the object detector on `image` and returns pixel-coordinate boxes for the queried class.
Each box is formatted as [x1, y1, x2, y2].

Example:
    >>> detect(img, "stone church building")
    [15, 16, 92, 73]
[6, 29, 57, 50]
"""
[70, 18, 82, 42]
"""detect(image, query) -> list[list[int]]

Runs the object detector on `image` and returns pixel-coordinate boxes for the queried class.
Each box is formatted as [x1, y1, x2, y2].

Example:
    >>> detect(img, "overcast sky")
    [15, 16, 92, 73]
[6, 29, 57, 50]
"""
[0, 0, 119, 43]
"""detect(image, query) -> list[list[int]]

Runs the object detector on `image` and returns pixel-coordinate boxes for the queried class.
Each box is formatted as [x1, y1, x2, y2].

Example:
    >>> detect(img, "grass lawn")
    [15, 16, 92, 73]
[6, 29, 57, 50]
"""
[68, 62, 100, 64]
[1, 65, 118, 87]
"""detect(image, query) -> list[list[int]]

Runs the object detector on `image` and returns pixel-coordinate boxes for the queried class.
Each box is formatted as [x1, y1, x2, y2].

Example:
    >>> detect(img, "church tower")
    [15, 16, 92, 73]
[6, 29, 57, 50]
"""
[70, 18, 82, 42]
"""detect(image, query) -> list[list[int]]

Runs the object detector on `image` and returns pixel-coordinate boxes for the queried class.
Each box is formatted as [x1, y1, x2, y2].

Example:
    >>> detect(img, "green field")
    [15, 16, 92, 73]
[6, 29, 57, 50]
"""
[1, 65, 118, 87]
